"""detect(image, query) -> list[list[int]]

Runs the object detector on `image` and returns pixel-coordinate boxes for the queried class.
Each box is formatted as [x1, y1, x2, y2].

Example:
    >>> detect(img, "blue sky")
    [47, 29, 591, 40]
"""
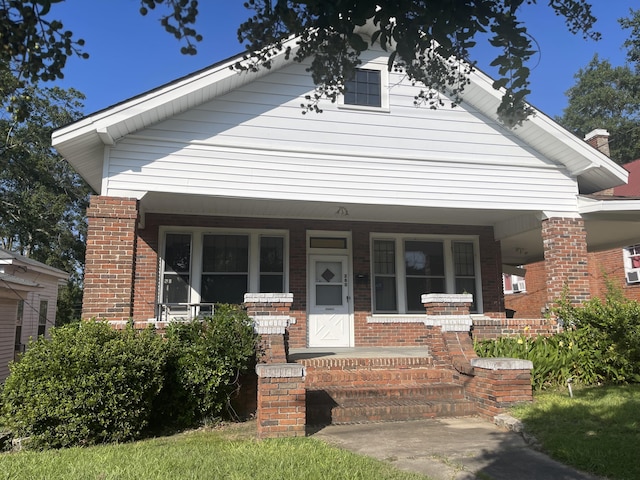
[53, 1, 638, 119]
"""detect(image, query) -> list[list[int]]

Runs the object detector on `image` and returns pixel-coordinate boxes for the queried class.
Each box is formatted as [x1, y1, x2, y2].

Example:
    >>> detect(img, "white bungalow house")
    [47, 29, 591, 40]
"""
[0, 248, 68, 382]
[51, 29, 640, 349]
[52, 34, 640, 428]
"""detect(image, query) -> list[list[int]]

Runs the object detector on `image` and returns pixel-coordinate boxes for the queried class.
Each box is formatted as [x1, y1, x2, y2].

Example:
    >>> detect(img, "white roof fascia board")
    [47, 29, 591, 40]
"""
[578, 196, 640, 215]
[52, 38, 301, 149]
[461, 67, 628, 191]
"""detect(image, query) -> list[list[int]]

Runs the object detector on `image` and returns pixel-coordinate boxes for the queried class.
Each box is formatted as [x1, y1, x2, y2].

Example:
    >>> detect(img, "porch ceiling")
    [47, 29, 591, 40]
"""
[138, 192, 640, 267]
[139, 192, 545, 265]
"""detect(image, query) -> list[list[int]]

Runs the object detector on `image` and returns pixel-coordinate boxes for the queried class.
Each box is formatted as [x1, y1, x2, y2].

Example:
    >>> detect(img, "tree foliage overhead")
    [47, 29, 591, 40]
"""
[232, 0, 600, 127]
[0, 64, 91, 322]
[558, 9, 640, 165]
[0, 0, 88, 121]
[1, 0, 602, 127]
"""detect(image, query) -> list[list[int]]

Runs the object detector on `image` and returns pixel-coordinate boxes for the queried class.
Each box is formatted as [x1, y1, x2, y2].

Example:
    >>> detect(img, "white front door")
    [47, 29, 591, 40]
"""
[308, 255, 351, 347]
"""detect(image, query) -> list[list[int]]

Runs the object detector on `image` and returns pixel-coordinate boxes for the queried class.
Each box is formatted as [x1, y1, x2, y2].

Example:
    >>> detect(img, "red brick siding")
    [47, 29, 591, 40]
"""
[85, 204, 505, 331]
[505, 248, 640, 319]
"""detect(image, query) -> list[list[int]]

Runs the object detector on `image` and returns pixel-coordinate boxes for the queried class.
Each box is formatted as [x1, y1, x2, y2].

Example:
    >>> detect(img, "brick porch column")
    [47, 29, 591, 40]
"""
[82, 196, 138, 322]
[541, 217, 590, 310]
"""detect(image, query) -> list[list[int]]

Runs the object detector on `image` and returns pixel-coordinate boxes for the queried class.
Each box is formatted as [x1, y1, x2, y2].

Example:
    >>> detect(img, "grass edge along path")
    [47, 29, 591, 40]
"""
[0, 421, 429, 480]
[510, 384, 640, 480]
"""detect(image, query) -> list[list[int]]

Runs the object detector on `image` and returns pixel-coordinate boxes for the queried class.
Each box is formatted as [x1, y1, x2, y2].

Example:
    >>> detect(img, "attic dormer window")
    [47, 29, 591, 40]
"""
[344, 68, 382, 107]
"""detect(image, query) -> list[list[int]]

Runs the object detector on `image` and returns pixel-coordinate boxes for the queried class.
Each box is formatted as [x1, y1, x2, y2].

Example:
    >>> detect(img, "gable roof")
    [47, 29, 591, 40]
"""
[613, 158, 640, 197]
[0, 248, 69, 280]
[52, 37, 628, 195]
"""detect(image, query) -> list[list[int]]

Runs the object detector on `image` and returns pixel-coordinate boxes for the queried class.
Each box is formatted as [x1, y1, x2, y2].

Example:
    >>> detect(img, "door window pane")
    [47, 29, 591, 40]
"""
[316, 285, 343, 305]
[165, 234, 191, 273]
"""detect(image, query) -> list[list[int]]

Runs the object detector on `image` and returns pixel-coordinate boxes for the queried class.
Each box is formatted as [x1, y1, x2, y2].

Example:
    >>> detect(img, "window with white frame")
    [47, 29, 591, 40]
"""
[623, 244, 640, 284]
[160, 229, 287, 307]
[372, 235, 480, 313]
[340, 63, 389, 111]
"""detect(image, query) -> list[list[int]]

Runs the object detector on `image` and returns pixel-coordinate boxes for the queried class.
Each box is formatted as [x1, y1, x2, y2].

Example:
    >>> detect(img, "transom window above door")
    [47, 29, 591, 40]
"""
[161, 229, 287, 307]
[372, 235, 481, 314]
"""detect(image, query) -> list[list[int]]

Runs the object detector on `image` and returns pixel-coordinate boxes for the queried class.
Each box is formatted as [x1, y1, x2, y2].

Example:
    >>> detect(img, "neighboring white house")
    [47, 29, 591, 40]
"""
[0, 248, 68, 382]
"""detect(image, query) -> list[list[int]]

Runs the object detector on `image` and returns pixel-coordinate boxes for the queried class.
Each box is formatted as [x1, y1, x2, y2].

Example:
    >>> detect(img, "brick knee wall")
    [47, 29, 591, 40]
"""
[466, 358, 533, 419]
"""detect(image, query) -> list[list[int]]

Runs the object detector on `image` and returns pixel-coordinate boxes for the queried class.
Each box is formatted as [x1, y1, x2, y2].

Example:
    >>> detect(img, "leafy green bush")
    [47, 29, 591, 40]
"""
[476, 286, 640, 389]
[0, 321, 166, 449]
[474, 330, 601, 390]
[161, 304, 258, 427]
[555, 287, 640, 384]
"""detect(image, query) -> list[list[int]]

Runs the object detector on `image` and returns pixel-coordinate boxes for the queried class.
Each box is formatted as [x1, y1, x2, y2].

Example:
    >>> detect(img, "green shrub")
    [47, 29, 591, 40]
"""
[161, 304, 258, 427]
[474, 330, 601, 390]
[476, 285, 640, 390]
[0, 321, 166, 449]
[555, 287, 640, 384]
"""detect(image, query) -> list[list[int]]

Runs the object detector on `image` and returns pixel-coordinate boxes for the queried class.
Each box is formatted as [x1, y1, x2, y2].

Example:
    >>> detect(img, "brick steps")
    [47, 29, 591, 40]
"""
[306, 384, 476, 425]
[294, 353, 476, 426]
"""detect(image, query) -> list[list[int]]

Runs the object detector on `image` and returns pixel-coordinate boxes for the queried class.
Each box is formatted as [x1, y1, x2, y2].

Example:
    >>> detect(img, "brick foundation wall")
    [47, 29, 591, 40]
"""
[83, 196, 138, 321]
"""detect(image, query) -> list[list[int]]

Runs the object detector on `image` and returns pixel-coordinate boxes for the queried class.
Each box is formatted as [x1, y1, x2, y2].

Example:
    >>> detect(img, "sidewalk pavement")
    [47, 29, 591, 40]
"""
[311, 416, 601, 480]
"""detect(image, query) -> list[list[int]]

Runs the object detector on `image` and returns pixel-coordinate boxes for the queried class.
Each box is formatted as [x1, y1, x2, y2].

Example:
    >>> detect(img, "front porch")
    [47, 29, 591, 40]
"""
[252, 294, 534, 439]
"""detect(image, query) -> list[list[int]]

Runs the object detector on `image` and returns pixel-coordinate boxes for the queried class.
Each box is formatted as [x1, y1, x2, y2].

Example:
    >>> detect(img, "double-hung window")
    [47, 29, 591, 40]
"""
[372, 235, 480, 313]
[160, 229, 287, 308]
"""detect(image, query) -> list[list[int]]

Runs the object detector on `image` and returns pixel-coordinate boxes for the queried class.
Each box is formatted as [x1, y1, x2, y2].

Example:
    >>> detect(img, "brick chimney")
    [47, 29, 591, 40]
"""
[584, 129, 611, 157]
[585, 129, 613, 196]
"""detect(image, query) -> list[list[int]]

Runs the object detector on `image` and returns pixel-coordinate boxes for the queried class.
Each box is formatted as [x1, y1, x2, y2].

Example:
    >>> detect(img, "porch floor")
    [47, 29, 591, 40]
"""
[288, 346, 430, 361]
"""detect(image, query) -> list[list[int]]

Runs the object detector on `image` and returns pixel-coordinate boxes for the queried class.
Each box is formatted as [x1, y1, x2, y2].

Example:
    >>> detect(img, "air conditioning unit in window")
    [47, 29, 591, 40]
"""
[512, 281, 526, 293]
[626, 269, 640, 284]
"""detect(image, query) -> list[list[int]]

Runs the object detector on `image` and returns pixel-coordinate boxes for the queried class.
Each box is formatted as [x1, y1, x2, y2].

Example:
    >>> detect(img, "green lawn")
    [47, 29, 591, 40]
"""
[0, 421, 428, 480]
[511, 384, 640, 480]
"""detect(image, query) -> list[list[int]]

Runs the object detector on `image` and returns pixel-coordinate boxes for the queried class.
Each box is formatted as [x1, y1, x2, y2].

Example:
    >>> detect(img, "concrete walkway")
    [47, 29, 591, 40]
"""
[311, 416, 601, 480]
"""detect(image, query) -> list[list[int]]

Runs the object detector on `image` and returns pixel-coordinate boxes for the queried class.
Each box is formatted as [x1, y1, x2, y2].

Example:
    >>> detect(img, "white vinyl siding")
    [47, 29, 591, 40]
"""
[102, 51, 579, 216]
